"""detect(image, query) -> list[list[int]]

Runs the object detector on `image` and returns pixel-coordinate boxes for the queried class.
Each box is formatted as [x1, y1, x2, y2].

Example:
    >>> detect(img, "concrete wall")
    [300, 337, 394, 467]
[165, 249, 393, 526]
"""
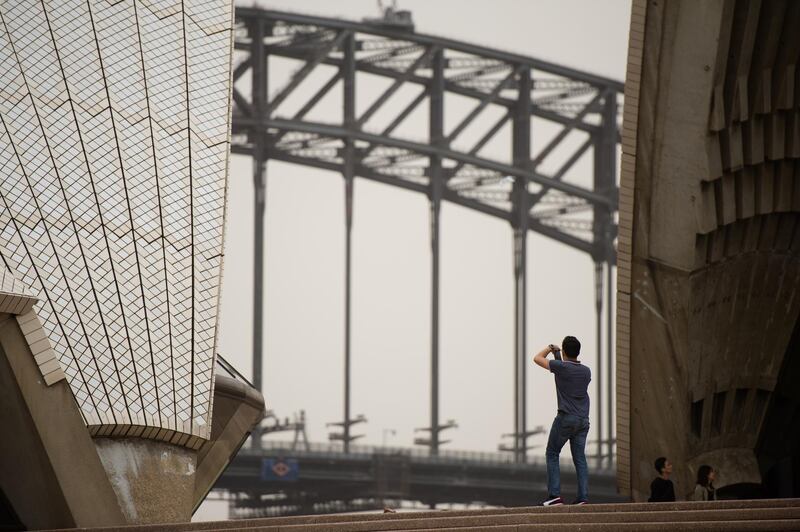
[95, 439, 197, 524]
[0, 313, 124, 529]
[618, 0, 800, 500]
[0, 306, 263, 527]
[193, 375, 264, 511]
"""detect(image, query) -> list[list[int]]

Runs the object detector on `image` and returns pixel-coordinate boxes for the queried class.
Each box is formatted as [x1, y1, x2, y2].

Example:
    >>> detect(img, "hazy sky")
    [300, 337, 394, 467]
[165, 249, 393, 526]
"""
[199, 1, 631, 517]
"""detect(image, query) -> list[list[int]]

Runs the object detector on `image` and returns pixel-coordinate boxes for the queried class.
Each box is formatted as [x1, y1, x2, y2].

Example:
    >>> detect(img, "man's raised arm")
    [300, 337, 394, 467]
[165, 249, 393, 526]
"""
[533, 344, 557, 370]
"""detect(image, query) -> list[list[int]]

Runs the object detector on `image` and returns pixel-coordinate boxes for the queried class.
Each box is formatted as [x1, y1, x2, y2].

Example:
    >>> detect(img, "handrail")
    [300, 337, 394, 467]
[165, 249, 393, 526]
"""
[216, 354, 254, 387]
[243, 439, 616, 471]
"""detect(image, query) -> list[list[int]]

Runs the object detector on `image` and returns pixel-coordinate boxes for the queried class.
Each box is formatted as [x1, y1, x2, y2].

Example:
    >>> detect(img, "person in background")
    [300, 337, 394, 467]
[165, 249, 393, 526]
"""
[692, 465, 716, 501]
[648, 456, 676, 502]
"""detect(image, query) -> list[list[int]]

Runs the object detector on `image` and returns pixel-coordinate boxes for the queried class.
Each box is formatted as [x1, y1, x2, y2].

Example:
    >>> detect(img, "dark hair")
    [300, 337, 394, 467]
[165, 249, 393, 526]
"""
[562, 336, 581, 358]
[696, 465, 713, 487]
[654, 456, 667, 474]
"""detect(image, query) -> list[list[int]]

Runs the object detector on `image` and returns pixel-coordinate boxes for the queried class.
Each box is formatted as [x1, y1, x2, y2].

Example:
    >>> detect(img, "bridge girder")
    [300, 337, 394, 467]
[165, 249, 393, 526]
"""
[231, 9, 622, 258]
[231, 7, 622, 466]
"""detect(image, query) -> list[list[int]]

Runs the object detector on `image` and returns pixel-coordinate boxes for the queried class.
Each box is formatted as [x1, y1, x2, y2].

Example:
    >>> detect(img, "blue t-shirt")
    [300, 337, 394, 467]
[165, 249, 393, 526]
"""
[549, 359, 591, 419]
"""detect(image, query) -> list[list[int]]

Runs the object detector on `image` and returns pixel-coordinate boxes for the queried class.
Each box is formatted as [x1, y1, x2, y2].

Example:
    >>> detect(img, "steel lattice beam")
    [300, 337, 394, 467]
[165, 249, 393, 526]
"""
[232, 7, 623, 463]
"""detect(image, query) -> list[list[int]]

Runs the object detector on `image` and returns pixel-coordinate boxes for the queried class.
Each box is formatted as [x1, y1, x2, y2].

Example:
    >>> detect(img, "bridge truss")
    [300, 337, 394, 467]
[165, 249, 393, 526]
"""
[230, 7, 623, 464]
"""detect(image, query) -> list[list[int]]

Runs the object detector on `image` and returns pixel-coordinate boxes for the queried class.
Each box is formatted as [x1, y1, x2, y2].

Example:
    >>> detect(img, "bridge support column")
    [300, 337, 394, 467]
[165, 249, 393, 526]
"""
[250, 17, 268, 451]
[512, 228, 527, 464]
[251, 156, 266, 453]
[428, 47, 444, 457]
[602, 92, 617, 466]
[594, 261, 604, 460]
[512, 67, 531, 464]
[606, 259, 614, 465]
[342, 32, 356, 454]
[592, 89, 618, 465]
[429, 186, 441, 456]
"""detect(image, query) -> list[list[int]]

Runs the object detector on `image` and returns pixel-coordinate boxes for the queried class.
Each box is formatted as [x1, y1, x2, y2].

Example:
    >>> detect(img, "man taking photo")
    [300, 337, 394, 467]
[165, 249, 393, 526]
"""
[533, 336, 591, 506]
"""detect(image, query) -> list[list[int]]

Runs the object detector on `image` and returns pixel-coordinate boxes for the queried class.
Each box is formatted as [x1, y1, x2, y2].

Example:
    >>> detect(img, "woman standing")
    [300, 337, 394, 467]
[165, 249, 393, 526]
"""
[692, 465, 717, 501]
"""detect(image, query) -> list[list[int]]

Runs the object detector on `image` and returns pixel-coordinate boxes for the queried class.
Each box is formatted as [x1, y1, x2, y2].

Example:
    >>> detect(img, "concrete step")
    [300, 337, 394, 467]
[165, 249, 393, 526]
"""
[387, 521, 800, 532]
[57, 499, 800, 532]
[215, 507, 800, 531]
[175, 499, 800, 531]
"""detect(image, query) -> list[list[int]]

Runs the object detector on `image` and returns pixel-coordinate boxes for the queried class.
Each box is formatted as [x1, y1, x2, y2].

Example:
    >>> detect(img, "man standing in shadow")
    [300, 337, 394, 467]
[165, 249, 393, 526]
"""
[649, 457, 676, 502]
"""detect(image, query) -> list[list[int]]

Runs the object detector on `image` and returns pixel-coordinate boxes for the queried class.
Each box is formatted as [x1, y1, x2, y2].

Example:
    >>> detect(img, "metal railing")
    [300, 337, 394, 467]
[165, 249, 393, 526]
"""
[216, 354, 254, 387]
[242, 439, 615, 471]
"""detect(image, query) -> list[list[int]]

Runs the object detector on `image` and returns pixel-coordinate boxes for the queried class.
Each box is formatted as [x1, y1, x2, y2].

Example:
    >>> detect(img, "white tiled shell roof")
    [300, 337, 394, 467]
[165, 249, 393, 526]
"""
[0, 0, 233, 449]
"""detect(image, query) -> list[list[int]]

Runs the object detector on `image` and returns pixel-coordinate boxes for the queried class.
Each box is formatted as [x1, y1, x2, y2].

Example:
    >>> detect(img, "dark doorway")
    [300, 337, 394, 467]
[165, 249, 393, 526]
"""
[757, 313, 800, 497]
[0, 487, 23, 531]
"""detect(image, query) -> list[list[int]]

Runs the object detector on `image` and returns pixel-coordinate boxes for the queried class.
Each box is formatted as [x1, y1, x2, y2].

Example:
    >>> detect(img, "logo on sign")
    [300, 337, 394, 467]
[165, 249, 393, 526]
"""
[272, 461, 290, 477]
[261, 458, 299, 481]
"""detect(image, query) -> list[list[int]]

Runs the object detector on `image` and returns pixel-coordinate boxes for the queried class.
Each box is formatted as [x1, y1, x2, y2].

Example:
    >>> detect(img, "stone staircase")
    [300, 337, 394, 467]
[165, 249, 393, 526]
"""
[62, 499, 800, 531]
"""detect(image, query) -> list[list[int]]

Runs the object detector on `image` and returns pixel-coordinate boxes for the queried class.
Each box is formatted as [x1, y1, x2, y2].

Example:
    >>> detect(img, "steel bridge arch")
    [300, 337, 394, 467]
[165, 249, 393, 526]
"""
[230, 7, 623, 464]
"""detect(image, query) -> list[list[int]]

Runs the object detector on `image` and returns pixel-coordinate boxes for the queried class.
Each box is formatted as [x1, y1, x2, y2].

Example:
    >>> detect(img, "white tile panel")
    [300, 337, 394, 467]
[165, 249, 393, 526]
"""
[0, 0, 233, 448]
[0, 259, 65, 386]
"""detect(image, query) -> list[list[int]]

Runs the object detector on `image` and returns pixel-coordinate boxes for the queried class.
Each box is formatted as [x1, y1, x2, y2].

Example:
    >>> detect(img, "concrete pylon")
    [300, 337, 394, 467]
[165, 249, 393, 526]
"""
[618, 0, 800, 500]
[0, 288, 264, 526]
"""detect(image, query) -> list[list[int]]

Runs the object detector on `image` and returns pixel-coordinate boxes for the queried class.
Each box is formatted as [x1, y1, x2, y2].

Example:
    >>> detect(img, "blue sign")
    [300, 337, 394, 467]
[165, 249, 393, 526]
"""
[261, 458, 299, 481]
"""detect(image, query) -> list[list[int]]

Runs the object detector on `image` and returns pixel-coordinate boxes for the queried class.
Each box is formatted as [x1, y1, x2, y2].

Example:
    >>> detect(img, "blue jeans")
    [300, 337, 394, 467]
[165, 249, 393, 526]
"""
[546, 413, 589, 501]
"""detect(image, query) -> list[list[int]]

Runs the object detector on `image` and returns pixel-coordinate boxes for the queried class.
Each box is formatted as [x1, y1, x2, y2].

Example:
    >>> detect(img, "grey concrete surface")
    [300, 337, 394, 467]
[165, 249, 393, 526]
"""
[194, 375, 265, 510]
[0, 313, 125, 529]
[49, 499, 800, 531]
[95, 438, 197, 524]
[617, 0, 800, 500]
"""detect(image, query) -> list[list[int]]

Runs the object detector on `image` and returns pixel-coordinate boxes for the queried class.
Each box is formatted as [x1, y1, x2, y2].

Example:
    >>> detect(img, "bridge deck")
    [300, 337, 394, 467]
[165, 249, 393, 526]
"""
[213, 442, 619, 516]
